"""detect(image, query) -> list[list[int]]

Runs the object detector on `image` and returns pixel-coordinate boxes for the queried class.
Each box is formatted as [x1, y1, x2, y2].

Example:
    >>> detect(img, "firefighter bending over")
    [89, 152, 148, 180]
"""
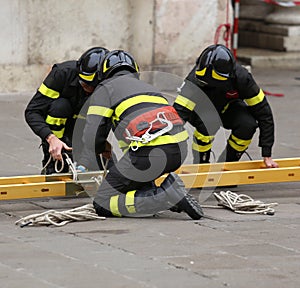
[25, 47, 111, 174]
[173, 44, 278, 168]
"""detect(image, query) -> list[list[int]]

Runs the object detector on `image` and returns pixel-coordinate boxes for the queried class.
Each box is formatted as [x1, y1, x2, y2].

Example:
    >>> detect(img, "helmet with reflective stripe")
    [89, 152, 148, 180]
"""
[100, 50, 139, 80]
[195, 44, 236, 84]
[78, 47, 109, 86]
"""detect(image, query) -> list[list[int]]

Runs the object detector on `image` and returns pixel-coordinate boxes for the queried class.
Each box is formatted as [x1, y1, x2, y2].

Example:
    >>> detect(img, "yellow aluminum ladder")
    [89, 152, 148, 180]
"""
[1, 158, 300, 201]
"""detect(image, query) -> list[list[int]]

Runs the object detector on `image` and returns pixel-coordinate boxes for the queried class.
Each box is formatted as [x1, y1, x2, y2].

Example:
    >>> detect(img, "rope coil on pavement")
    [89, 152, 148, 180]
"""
[19, 154, 110, 228]
[213, 191, 278, 215]
[15, 204, 105, 227]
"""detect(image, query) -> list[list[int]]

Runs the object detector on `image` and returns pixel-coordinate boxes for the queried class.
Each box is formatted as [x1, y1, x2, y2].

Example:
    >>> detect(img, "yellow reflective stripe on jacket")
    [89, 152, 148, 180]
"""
[51, 129, 65, 139]
[45, 115, 67, 126]
[87, 106, 114, 118]
[192, 142, 212, 152]
[174, 95, 196, 111]
[125, 190, 136, 214]
[129, 130, 188, 149]
[244, 89, 265, 106]
[115, 95, 168, 119]
[228, 134, 252, 152]
[193, 130, 214, 143]
[110, 195, 122, 217]
[38, 83, 60, 99]
[45, 115, 67, 138]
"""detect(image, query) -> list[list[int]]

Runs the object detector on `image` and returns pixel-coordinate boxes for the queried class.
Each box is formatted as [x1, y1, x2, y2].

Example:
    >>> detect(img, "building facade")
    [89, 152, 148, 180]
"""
[0, 0, 232, 93]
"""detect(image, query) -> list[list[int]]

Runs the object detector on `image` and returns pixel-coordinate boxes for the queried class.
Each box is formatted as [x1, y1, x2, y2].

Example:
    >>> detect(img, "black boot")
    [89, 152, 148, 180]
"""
[133, 173, 204, 220]
[162, 173, 204, 220]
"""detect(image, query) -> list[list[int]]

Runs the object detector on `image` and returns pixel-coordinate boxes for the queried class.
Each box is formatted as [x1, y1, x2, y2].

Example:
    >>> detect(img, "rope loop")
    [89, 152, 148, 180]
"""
[213, 191, 278, 215]
[15, 204, 106, 227]
[214, 23, 231, 47]
[17, 153, 110, 227]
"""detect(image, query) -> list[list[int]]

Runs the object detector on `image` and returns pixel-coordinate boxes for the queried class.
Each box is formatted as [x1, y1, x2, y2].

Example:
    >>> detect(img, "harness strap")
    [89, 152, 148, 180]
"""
[124, 106, 183, 140]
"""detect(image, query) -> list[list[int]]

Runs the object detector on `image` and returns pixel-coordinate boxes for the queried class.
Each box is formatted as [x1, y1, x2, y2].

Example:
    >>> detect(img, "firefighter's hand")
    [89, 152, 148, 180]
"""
[263, 157, 279, 168]
[102, 141, 112, 159]
[46, 134, 72, 161]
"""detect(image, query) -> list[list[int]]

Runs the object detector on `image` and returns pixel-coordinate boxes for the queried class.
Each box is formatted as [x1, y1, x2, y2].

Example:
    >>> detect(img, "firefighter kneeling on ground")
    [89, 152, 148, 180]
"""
[78, 49, 204, 219]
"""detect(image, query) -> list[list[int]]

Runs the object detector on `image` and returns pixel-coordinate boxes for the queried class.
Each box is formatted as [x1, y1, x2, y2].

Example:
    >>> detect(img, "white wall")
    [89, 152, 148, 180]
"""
[0, 0, 231, 93]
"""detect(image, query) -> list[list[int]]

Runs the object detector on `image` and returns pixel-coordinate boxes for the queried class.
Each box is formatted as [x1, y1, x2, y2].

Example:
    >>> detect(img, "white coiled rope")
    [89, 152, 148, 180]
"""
[213, 191, 278, 215]
[16, 154, 110, 227]
[15, 204, 105, 227]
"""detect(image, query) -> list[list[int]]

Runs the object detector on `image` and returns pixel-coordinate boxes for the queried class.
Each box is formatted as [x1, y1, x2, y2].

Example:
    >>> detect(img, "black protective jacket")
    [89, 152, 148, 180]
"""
[25, 61, 89, 141]
[173, 64, 275, 157]
[80, 71, 188, 164]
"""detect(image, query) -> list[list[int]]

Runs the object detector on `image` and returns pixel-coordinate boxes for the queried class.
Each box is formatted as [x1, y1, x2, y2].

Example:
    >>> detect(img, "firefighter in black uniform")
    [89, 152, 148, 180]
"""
[25, 47, 110, 174]
[173, 44, 278, 168]
[79, 50, 204, 219]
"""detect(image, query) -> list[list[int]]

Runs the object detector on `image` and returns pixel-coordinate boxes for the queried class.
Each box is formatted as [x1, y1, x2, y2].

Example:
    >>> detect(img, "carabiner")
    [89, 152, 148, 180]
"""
[130, 141, 139, 151]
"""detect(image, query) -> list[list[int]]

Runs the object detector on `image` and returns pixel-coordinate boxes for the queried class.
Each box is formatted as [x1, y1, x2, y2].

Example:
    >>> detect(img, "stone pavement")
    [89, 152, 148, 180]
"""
[0, 67, 300, 288]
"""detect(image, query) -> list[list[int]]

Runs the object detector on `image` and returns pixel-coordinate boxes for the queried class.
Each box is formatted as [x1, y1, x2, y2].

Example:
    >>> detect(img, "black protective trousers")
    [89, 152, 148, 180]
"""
[93, 142, 188, 217]
[221, 100, 258, 140]
[193, 100, 258, 163]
